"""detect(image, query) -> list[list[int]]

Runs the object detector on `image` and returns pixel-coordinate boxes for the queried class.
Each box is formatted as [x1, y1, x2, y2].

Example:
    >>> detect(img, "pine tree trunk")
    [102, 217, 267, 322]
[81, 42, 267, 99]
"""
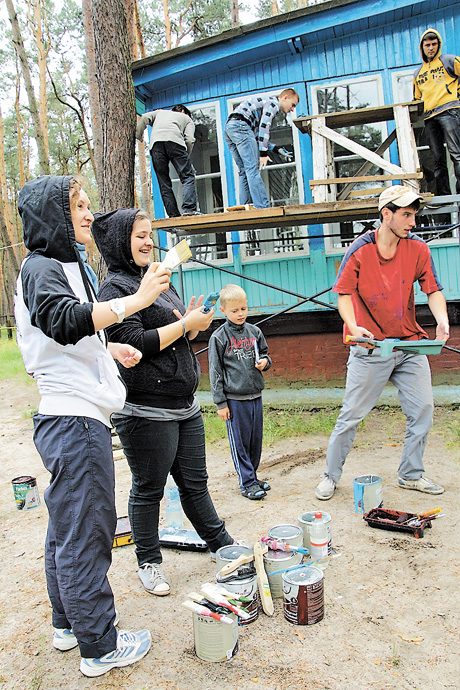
[82, 0, 103, 187]
[5, 0, 50, 175]
[30, 0, 50, 159]
[162, 0, 172, 50]
[91, 0, 136, 210]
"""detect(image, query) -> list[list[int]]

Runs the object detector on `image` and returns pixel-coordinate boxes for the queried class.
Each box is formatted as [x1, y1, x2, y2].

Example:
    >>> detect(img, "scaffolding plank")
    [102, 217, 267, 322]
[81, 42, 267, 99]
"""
[294, 101, 424, 133]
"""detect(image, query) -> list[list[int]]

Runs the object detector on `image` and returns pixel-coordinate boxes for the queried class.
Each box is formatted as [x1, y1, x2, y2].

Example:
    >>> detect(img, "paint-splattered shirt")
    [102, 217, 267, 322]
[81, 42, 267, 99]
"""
[231, 96, 280, 152]
[333, 228, 443, 341]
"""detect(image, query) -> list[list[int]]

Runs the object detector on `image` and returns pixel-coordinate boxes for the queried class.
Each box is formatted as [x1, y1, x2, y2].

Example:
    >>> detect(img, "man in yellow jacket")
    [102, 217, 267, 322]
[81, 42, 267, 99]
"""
[413, 28, 460, 196]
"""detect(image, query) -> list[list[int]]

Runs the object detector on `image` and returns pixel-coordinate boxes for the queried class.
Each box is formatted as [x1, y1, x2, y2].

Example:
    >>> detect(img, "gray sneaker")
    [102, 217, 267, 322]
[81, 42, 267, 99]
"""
[398, 476, 444, 495]
[315, 475, 336, 500]
[138, 563, 170, 596]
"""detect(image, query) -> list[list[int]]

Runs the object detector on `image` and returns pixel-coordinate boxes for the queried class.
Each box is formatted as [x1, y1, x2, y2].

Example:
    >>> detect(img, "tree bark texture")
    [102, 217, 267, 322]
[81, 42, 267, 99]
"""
[82, 0, 103, 187]
[91, 0, 136, 211]
[5, 0, 50, 175]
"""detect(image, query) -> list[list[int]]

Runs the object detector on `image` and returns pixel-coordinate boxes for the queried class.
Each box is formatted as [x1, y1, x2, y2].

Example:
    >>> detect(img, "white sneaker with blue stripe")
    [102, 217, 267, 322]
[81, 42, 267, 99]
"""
[53, 610, 120, 652]
[80, 629, 151, 677]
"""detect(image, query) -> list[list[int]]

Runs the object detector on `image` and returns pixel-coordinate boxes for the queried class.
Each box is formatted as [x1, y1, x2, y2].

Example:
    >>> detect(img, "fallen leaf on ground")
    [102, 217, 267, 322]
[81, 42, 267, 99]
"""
[396, 633, 424, 643]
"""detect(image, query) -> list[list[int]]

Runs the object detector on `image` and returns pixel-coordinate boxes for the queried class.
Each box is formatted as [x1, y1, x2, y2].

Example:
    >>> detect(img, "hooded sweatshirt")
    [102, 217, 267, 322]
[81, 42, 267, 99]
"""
[14, 175, 126, 426]
[413, 28, 460, 119]
[92, 210, 200, 409]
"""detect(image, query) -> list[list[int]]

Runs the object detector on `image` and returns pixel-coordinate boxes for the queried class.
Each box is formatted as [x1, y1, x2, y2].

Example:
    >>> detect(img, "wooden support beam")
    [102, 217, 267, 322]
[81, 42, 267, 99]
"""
[310, 172, 423, 186]
[311, 116, 328, 203]
[394, 104, 421, 191]
[337, 129, 397, 200]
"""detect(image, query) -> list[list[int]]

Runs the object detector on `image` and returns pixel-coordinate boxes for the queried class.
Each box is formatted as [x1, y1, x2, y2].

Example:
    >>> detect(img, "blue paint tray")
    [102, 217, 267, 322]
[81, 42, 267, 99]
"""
[346, 337, 444, 357]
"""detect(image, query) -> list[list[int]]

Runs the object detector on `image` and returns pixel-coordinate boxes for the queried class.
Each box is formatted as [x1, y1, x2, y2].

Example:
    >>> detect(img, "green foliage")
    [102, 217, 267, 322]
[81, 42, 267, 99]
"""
[0, 336, 32, 383]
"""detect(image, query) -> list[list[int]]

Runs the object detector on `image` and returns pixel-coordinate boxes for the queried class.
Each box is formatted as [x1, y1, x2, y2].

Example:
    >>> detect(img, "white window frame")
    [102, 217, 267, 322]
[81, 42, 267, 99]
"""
[169, 99, 233, 265]
[311, 74, 387, 254]
[226, 90, 308, 261]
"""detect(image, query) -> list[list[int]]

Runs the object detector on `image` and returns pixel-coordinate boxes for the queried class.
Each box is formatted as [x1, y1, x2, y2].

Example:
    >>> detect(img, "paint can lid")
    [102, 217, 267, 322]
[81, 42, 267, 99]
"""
[268, 524, 303, 540]
[354, 475, 382, 485]
[264, 548, 299, 562]
[298, 511, 331, 525]
[216, 544, 253, 562]
[282, 565, 323, 585]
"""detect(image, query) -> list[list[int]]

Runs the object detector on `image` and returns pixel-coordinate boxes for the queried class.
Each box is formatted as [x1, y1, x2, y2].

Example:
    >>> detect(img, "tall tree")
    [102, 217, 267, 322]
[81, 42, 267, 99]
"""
[5, 0, 50, 174]
[82, 0, 103, 186]
[91, 0, 136, 210]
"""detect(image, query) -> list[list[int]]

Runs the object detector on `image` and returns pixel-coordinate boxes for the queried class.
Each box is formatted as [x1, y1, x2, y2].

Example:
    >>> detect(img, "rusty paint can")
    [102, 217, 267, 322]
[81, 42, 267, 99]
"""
[282, 565, 324, 625]
[192, 611, 238, 662]
[268, 523, 303, 547]
[215, 544, 253, 574]
[263, 549, 302, 599]
[298, 511, 332, 555]
[215, 571, 259, 625]
[11, 476, 40, 510]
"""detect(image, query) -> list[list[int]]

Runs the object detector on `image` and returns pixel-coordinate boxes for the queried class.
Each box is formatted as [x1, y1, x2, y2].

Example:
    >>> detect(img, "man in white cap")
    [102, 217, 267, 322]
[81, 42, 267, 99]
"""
[315, 185, 450, 501]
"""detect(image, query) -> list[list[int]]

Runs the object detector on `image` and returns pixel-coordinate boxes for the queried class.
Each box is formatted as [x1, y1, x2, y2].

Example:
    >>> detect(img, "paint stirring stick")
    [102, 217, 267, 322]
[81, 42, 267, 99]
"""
[254, 541, 274, 616]
[200, 584, 251, 621]
[156, 239, 192, 272]
[261, 536, 310, 555]
[182, 600, 234, 625]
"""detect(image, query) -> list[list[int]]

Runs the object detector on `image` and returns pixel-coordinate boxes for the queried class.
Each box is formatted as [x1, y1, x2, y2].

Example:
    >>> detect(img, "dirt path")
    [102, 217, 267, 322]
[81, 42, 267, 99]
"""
[0, 380, 458, 690]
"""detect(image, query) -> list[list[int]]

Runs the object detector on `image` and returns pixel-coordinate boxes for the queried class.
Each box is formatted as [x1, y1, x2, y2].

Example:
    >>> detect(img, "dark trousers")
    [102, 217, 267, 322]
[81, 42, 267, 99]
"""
[33, 414, 117, 659]
[114, 411, 233, 565]
[225, 398, 263, 490]
[151, 141, 197, 217]
[424, 109, 460, 195]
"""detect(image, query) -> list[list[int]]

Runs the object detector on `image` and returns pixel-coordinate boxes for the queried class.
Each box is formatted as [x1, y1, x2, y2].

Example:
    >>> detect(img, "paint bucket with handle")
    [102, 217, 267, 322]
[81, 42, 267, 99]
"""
[353, 475, 383, 514]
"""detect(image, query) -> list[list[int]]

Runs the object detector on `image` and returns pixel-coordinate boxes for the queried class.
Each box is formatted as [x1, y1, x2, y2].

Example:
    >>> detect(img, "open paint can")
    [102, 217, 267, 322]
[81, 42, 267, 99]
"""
[215, 544, 253, 574]
[11, 476, 40, 510]
[283, 565, 324, 625]
[268, 523, 303, 547]
[353, 475, 383, 514]
[298, 511, 332, 554]
[216, 571, 259, 625]
[192, 611, 238, 662]
[263, 549, 302, 599]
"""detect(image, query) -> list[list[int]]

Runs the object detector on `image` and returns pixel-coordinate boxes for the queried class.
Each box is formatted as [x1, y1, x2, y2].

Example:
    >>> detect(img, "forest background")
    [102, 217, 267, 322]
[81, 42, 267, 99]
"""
[0, 0, 322, 334]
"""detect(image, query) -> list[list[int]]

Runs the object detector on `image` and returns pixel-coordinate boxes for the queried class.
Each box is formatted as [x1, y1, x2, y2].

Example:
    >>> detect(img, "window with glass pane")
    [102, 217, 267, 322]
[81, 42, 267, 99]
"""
[170, 103, 229, 261]
[315, 79, 384, 249]
[229, 96, 305, 258]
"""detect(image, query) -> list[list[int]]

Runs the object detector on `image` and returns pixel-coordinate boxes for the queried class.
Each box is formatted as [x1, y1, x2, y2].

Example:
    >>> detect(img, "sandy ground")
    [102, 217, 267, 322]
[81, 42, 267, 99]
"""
[0, 379, 459, 690]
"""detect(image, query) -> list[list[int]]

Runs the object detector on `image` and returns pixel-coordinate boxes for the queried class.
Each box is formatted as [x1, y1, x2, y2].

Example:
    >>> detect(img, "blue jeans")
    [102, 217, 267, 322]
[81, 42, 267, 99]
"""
[224, 118, 270, 208]
[33, 414, 118, 659]
[324, 348, 434, 483]
[424, 109, 460, 195]
[151, 141, 197, 216]
[114, 411, 233, 565]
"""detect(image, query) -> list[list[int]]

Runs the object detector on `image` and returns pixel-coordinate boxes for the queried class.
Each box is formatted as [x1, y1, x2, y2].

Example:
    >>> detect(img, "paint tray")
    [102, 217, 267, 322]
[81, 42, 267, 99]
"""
[376, 339, 444, 357]
[363, 507, 433, 539]
[113, 516, 133, 548]
[159, 527, 208, 552]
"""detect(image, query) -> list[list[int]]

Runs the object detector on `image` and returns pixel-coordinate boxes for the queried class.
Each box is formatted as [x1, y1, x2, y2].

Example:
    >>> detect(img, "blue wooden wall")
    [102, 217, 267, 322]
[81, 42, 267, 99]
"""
[134, 0, 460, 313]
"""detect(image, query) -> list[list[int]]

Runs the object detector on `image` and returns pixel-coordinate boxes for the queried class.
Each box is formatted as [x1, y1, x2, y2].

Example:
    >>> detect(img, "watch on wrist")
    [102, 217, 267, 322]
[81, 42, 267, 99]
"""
[110, 299, 125, 323]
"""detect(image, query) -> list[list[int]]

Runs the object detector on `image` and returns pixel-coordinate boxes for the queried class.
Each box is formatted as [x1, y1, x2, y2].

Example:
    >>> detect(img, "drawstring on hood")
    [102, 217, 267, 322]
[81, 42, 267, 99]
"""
[419, 27, 442, 63]
[18, 175, 95, 303]
[92, 209, 144, 278]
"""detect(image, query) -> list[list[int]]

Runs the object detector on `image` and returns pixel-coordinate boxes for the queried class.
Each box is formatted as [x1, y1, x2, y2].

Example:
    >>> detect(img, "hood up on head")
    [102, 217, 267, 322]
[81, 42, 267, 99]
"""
[18, 175, 79, 263]
[419, 27, 442, 63]
[92, 209, 142, 277]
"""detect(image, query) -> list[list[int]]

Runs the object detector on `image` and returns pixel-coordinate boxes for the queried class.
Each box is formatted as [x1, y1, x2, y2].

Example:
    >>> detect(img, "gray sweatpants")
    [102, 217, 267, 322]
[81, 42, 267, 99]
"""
[325, 346, 434, 483]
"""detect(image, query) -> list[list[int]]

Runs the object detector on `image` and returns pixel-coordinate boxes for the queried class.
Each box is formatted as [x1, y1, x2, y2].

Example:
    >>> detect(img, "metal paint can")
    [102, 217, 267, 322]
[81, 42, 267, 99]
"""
[215, 572, 259, 625]
[215, 544, 253, 574]
[298, 511, 332, 554]
[192, 611, 238, 662]
[353, 475, 383, 514]
[11, 476, 40, 510]
[282, 565, 324, 625]
[263, 548, 302, 599]
[268, 523, 303, 547]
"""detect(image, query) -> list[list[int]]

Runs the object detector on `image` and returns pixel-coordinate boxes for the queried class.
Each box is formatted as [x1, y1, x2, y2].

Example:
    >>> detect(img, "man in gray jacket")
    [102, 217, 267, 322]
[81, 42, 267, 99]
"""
[136, 104, 199, 217]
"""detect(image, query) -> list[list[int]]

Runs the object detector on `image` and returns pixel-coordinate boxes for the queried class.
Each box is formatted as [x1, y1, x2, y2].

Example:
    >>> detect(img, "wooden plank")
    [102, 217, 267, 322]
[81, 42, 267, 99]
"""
[337, 129, 397, 200]
[294, 101, 424, 133]
[313, 122, 405, 176]
[311, 116, 328, 203]
[347, 187, 387, 198]
[394, 104, 420, 191]
[310, 172, 423, 186]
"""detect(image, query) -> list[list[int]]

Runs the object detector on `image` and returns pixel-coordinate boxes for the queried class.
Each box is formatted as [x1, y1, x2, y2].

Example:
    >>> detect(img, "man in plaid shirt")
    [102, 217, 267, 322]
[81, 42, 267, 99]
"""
[224, 88, 299, 208]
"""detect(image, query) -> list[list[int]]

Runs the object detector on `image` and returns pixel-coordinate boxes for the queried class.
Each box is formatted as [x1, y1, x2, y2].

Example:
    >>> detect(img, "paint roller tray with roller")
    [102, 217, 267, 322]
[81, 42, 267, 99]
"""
[363, 507, 433, 539]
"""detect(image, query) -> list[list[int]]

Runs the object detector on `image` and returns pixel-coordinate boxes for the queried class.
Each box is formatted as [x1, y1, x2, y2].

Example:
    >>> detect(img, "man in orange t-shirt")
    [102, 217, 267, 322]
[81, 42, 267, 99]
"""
[315, 186, 450, 501]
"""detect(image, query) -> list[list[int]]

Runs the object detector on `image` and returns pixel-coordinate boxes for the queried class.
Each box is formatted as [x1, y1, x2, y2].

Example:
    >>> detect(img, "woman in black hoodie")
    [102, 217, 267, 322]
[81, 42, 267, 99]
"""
[93, 209, 234, 596]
